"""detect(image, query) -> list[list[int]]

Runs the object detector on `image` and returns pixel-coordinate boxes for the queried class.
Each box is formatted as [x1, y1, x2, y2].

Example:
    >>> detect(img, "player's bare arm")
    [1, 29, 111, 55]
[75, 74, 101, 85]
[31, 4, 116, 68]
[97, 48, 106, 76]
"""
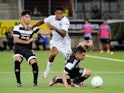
[62, 71, 71, 88]
[14, 36, 34, 44]
[109, 31, 112, 40]
[48, 23, 66, 37]
[31, 20, 44, 29]
[39, 30, 51, 35]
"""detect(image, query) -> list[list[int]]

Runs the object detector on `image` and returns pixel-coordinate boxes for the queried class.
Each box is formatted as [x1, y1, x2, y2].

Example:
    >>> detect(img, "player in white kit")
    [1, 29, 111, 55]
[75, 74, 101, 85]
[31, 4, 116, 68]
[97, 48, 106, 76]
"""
[30, 6, 72, 79]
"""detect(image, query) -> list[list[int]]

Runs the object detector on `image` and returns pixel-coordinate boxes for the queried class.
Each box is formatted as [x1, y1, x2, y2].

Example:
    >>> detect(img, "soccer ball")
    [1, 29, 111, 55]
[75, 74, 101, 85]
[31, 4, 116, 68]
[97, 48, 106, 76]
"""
[91, 76, 103, 88]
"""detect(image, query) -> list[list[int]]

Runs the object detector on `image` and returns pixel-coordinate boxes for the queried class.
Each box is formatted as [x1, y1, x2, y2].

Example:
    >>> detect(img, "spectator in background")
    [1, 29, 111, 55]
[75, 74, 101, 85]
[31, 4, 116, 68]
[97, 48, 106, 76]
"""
[3, 31, 14, 50]
[91, 5, 102, 19]
[35, 33, 49, 50]
[98, 19, 111, 53]
[81, 19, 94, 51]
[0, 38, 4, 50]
[32, 7, 41, 16]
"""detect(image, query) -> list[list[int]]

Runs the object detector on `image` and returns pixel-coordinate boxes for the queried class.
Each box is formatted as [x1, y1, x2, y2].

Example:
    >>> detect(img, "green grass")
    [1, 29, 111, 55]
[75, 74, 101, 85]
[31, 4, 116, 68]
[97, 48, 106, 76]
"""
[0, 50, 124, 93]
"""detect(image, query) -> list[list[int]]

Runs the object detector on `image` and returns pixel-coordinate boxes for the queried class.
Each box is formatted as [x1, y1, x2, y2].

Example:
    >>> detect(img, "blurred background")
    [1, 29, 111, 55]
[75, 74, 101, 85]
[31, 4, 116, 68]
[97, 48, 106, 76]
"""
[0, 0, 124, 50]
[0, 0, 124, 19]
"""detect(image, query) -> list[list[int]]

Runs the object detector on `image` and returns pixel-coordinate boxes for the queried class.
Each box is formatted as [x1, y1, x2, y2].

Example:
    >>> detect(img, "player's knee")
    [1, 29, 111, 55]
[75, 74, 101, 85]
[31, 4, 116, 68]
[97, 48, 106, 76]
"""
[85, 69, 92, 77]
[51, 52, 57, 57]
[30, 58, 37, 65]
[14, 56, 22, 62]
[50, 47, 58, 57]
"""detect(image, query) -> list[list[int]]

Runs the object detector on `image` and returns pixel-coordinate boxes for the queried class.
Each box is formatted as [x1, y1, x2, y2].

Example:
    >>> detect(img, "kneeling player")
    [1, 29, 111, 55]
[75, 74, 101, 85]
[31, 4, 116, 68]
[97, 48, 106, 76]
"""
[49, 46, 92, 88]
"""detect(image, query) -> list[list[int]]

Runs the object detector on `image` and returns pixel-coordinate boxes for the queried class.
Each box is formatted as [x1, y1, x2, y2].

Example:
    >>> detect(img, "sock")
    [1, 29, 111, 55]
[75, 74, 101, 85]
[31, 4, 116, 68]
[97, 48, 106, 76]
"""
[46, 61, 52, 71]
[14, 61, 21, 83]
[79, 76, 87, 82]
[57, 79, 71, 84]
[32, 63, 38, 84]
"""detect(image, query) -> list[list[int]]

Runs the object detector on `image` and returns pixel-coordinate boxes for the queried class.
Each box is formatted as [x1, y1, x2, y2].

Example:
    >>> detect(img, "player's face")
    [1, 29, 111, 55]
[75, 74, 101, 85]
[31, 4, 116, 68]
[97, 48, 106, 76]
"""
[84, 20, 88, 24]
[21, 14, 31, 25]
[76, 52, 86, 60]
[103, 20, 107, 24]
[55, 10, 63, 20]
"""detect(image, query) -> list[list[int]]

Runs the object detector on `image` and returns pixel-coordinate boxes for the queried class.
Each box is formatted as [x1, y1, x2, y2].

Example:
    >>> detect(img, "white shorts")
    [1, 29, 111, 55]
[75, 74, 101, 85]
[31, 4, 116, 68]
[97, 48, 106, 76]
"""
[50, 41, 72, 59]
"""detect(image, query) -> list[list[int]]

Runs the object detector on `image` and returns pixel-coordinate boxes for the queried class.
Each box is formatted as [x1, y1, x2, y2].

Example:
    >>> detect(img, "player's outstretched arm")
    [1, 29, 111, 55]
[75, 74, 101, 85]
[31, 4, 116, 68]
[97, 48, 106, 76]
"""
[48, 23, 66, 37]
[78, 42, 93, 47]
[39, 30, 51, 35]
[62, 71, 71, 88]
[32, 20, 44, 29]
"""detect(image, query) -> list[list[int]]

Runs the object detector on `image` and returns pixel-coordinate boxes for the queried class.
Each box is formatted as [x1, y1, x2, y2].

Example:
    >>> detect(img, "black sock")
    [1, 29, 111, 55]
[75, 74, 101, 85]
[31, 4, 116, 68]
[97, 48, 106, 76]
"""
[79, 76, 87, 82]
[32, 63, 38, 84]
[57, 79, 71, 84]
[14, 61, 21, 83]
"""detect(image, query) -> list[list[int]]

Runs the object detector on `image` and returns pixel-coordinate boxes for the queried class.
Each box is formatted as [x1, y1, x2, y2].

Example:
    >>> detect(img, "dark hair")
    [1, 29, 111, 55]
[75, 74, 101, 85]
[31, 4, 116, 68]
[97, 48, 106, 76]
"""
[84, 18, 89, 22]
[54, 6, 64, 12]
[75, 46, 86, 54]
[103, 18, 107, 21]
[21, 10, 31, 16]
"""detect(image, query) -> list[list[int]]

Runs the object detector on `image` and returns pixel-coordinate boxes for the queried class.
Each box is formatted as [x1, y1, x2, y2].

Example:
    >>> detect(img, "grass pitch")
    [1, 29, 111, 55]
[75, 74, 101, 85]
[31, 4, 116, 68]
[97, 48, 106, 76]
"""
[0, 50, 124, 93]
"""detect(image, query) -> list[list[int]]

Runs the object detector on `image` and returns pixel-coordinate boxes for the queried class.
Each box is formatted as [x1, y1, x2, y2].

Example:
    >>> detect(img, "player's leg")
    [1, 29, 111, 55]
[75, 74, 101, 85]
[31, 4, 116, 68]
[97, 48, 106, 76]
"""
[35, 40, 40, 50]
[24, 49, 39, 86]
[13, 54, 23, 87]
[106, 39, 110, 53]
[100, 39, 104, 53]
[42, 46, 58, 79]
[30, 58, 39, 86]
[69, 68, 91, 87]
[85, 39, 93, 51]
[106, 43, 110, 53]
[59, 45, 72, 60]
[78, 68, 92, 83]
[41, 41, 46, 50]
[49, 76, 71, 86]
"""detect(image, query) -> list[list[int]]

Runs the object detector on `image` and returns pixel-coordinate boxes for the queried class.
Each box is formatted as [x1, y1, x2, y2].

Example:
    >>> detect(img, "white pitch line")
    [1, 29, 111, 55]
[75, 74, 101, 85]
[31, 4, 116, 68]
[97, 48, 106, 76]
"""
[86, 55, 124, 62]
[0, 71, 124, 74]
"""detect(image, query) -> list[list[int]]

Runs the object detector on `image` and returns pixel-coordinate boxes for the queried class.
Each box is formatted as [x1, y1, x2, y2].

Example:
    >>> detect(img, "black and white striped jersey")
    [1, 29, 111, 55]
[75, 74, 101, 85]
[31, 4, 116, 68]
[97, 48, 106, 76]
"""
[13, 24, 39, 50]
[64, 54, 82, 74]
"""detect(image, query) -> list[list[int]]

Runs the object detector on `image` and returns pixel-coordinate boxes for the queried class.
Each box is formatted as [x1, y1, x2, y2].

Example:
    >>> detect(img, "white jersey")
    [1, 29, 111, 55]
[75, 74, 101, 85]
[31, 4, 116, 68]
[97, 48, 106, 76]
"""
[44, 15, 71, 48]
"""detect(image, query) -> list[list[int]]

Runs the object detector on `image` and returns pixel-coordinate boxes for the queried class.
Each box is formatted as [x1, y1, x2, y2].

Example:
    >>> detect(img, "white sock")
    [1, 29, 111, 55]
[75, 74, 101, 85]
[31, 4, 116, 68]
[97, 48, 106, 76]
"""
[46, 61, 52, 71]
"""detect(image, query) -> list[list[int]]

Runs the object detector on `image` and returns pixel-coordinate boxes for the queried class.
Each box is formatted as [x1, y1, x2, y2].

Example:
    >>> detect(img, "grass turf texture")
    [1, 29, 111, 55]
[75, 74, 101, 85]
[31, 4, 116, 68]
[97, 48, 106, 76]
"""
[0, 50, 124, 93]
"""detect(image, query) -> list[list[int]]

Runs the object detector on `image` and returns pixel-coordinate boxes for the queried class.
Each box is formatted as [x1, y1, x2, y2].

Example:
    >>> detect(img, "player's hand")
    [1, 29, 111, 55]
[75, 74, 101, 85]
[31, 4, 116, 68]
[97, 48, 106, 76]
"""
[26, 38, 35, 44]
[47, 23, 57, 31]
[65, 85, 71, 88]
[78, 42, 85, 47]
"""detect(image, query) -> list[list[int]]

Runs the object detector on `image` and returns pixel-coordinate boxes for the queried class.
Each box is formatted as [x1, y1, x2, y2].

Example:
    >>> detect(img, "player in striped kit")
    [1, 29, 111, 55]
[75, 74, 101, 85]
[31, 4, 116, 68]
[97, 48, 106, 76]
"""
[13, 10, 40, 87]
[49, 46, 92, 88]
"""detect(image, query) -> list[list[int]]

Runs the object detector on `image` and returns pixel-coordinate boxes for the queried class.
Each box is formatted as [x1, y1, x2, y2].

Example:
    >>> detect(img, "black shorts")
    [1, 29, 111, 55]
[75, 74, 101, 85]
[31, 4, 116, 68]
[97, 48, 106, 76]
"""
[100, 38, 110, 44]
[84, 37, 91, 40]
[13, 48, 36, 64]
[68, 68, 86, 79]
